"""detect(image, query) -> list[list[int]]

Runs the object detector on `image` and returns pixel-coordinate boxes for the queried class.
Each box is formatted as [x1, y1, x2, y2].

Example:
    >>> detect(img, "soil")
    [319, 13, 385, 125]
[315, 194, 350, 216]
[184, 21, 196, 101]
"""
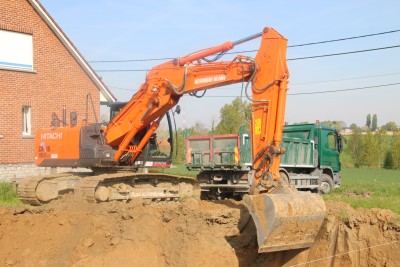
[0, 195, 399, 267]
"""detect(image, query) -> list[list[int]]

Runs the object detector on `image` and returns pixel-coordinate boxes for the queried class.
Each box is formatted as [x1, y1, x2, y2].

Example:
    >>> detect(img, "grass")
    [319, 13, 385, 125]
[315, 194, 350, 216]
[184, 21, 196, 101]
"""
[162, 165, 400, 214]
[151, 163, 199, 178]
[0, 182, 22, 206]
[323, 168, 400, 214]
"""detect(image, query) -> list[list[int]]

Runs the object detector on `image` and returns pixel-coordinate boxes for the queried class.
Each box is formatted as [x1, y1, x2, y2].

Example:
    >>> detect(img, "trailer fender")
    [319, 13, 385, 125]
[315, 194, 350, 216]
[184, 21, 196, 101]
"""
[278, 168, 290, 184]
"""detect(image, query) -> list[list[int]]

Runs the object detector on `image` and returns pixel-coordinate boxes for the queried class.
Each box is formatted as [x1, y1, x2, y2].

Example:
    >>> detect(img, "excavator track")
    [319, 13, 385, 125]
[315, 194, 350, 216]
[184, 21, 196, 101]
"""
[74, 172, 200, 203]
[18, 173, 82, 205]
[18, 175, 47, 205]
[18, 172, 200, 206]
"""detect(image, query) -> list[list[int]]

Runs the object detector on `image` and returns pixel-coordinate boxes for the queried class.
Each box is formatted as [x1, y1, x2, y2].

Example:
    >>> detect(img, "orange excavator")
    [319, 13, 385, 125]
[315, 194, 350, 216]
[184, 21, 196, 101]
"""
[18, 27, 326, 253]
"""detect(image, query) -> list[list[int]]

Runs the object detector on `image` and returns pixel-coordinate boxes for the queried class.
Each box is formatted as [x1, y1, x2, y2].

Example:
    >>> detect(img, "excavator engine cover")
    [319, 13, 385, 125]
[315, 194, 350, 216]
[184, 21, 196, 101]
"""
[243, 187, 326, 253]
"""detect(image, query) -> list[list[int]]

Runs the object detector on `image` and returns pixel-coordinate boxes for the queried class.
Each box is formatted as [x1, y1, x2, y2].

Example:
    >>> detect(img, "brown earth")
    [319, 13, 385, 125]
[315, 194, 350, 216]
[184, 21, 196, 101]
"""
[0, 196, 399, 267]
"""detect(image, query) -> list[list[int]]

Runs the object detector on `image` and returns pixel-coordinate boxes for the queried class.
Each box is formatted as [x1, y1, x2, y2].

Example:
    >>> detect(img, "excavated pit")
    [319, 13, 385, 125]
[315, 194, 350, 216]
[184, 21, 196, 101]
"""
[0, 196, 399, 267]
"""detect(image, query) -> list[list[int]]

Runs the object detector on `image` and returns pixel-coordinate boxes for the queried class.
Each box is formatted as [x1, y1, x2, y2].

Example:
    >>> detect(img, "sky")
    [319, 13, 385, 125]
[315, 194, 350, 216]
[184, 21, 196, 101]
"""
[40, 0, 400, 129]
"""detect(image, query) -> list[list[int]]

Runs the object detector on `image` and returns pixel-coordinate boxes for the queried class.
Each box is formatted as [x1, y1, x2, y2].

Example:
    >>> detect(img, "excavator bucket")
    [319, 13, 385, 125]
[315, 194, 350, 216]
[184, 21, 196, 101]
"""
[242, 187, 326, 253]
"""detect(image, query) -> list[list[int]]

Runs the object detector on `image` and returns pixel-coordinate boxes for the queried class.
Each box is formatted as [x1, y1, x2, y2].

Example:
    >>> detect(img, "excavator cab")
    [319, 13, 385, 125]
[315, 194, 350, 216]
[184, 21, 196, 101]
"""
[108, 102, 175, 168]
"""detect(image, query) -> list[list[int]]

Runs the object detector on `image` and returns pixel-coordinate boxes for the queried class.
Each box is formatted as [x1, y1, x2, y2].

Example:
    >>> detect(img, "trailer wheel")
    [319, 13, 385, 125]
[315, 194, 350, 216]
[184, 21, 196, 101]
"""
[319, 174, 334, 194]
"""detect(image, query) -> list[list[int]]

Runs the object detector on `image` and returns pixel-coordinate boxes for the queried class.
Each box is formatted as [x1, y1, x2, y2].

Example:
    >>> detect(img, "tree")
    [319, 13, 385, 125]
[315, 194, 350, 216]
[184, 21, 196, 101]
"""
[210, 116, 217, 135]
[382, 121, 398, 132]
[371, 114, 378, 131]
[347, 127, 364, 167]
[360, 130, 376, 167]
[350, 123, 359, 131]
[375, 128, 387, 167]
[321, 121, 334, 127]
[321, 120, 346, 132]
[174, 128, 186, 163]
[384, 151, 394, 169]
[359, 129, 386, 167]
[215, 97, 251, 134]
[336, 121, 347, 131]
[366, 114, 371, 129]
[389, 131, 400, 169]
[190, 121, 209, 136]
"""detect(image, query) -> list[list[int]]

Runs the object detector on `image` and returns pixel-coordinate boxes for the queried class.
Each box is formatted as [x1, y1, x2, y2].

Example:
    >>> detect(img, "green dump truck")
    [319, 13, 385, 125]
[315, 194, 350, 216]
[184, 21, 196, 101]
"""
[185, 123, 344, 199]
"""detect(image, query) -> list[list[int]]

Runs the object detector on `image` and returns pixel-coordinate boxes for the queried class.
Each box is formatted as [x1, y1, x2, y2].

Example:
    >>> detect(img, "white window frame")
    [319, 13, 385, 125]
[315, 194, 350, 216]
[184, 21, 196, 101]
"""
[22, 106, 32, 136]
[0, 30, 33, 71]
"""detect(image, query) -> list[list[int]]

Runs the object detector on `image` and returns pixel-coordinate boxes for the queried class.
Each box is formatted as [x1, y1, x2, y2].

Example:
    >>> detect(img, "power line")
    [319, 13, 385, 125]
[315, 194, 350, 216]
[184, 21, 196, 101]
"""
[288, 44, 400, 61]
[95, 45, 400, 72]
[107, 72, 400, 92]
[192, 82, 400, 96]
[292, 72, 400, 85]
[108, 82, 400, 96]
[89, 29, 400, 63]
[288, 29, 400, 47]
[288, 82, 400, 95]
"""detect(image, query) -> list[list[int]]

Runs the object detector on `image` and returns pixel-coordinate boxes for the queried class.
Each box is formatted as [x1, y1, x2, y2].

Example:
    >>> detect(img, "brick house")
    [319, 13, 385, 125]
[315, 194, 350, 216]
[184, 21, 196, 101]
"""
[0, 0, 116, 181]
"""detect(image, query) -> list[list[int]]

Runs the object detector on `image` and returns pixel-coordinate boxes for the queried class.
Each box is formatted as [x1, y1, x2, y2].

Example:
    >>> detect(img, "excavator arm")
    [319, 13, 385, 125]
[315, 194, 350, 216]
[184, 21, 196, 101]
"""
[105, 27, 289, 190]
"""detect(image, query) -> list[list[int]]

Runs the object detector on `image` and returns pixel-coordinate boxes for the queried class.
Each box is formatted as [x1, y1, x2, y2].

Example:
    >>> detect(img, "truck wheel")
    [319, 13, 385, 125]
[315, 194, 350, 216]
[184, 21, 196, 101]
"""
[319, 174, 334, 194]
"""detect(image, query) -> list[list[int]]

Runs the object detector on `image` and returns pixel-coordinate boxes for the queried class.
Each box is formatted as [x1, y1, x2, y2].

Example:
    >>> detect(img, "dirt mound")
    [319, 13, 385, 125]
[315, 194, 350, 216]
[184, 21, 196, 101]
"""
[273, 201, 400, 267]
[0, 197, 399, 267]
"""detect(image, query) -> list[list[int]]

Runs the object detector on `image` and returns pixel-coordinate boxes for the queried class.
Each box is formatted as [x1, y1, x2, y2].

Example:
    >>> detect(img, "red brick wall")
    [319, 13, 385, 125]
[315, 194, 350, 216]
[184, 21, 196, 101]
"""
[0, 0, 101, 163]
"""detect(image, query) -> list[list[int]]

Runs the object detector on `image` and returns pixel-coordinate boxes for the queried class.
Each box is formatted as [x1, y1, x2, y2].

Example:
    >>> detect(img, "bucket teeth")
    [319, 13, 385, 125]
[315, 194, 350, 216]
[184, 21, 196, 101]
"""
[243, 188, 326, 253]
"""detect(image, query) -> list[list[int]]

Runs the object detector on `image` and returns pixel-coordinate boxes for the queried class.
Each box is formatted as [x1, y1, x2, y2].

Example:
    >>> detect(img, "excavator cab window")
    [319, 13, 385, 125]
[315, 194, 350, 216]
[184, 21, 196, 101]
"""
[109, 102, 174, 166]
[109, 102, 128, 121]
[132, 113, 173, 167]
